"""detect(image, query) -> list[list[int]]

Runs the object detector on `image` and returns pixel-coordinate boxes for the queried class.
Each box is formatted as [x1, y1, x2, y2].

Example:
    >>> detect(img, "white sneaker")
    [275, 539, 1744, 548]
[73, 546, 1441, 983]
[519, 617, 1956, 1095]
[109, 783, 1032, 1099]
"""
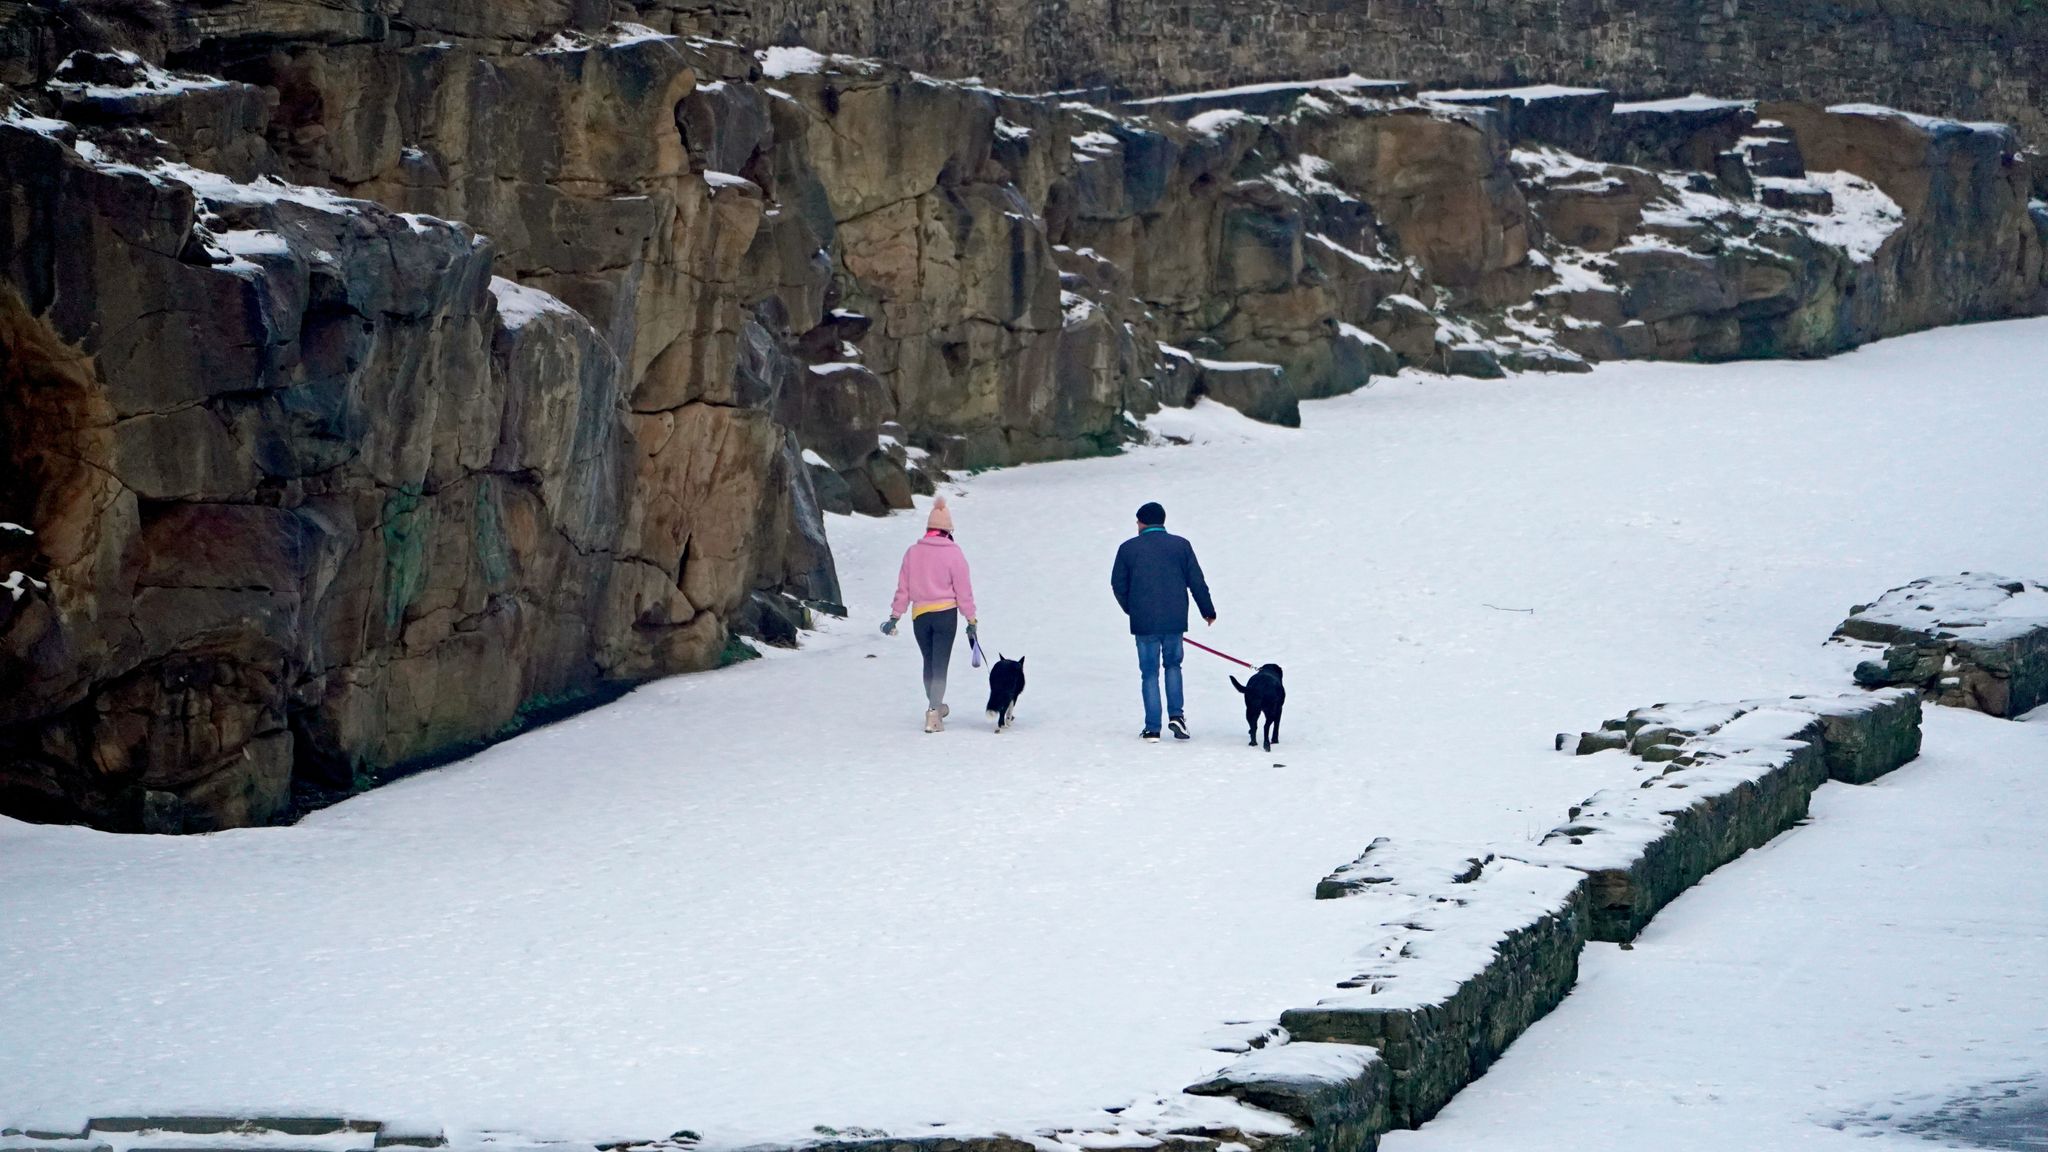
[924, 709, 943, 733]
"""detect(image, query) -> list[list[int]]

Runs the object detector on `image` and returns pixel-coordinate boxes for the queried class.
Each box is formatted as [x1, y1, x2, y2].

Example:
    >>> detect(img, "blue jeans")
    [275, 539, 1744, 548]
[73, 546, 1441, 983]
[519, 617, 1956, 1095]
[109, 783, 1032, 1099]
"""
[1135, 634, 1184, 732]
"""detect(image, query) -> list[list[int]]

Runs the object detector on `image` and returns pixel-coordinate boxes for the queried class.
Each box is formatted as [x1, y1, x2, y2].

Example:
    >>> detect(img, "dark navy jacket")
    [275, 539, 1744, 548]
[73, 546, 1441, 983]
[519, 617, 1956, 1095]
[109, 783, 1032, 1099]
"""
[1110, 527, 1216, 636]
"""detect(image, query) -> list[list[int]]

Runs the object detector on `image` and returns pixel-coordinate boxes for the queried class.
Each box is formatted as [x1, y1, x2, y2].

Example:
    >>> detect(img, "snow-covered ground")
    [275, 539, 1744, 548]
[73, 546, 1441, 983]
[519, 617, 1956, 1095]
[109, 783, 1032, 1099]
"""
[5, 319, 2048, 1146]
[1386, 704, 2048, 1152]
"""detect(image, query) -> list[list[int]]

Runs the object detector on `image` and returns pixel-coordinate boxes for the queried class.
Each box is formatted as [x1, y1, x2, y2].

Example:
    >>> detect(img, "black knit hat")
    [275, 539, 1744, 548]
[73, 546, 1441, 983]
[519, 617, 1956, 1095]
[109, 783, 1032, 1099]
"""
[1136, 501, 1166, 526]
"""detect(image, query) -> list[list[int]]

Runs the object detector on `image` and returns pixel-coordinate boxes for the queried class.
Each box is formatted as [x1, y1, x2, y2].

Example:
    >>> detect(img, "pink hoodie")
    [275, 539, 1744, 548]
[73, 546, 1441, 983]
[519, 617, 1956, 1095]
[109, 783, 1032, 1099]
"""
[892, 532, 977, 620]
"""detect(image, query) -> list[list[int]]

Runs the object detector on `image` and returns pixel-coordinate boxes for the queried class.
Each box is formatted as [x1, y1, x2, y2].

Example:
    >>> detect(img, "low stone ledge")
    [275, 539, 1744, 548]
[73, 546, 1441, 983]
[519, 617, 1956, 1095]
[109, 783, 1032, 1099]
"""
[1801, 690, 1924, 784]
[1831, 573, 2048, 718]
[1280, 843, 1589, 1129]
[1530, 704, 1836, 941]
[1566, 689, 1922, 784]
[1185, 1043, 1390, 1152]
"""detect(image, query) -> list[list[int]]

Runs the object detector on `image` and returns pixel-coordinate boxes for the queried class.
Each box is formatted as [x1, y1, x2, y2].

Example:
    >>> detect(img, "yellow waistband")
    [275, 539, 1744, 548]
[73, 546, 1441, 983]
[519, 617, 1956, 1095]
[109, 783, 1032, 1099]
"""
[911, 600, 957, 618]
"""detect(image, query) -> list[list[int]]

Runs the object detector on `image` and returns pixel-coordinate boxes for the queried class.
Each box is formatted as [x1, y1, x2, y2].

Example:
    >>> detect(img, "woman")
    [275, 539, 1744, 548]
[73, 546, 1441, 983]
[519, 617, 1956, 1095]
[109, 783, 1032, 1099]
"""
[882, 497, 978, 733]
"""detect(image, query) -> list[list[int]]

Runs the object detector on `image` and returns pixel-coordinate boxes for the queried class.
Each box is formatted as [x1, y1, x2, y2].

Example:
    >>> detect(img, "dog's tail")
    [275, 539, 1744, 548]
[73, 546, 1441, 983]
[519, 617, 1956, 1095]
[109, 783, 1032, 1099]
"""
[1230, 675, 1247, 694]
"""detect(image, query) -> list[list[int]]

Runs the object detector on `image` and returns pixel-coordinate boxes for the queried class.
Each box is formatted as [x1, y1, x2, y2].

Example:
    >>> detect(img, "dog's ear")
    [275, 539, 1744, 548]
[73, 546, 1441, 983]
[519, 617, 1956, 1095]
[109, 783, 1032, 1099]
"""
[1017, 656, 1025, 666]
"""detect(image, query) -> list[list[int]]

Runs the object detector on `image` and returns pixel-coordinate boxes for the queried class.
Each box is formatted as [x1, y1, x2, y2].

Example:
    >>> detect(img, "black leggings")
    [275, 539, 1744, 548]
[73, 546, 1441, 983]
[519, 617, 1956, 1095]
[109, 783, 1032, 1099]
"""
[912, 609, 958, 710]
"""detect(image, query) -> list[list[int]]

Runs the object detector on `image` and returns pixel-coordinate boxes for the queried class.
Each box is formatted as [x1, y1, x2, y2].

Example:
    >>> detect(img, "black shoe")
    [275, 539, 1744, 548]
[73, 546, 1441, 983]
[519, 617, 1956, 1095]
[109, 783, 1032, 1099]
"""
[1142, 729, 1161, 743]
[1168, 716, 1190, 740]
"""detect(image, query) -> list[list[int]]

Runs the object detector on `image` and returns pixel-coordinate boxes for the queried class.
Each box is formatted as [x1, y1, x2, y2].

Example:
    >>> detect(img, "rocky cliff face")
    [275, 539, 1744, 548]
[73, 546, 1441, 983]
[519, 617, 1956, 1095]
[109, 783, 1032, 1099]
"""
[2, 2, 2044, 832]
[721, 0, 2048, 150]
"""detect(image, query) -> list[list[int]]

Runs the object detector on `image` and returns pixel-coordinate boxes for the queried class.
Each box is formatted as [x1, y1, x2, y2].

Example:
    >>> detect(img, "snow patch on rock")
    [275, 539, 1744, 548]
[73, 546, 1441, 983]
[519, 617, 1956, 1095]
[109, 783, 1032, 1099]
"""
[489, 277, 578, 328]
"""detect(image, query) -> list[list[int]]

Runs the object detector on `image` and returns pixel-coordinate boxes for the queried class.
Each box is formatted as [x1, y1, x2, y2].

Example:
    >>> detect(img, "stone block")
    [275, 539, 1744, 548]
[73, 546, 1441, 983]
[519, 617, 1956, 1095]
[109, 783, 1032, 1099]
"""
[1186, 1042, 1391, 1152]
[1530, 690, 1919, 941]
[1760, 182, 1834, 213]
[1285, 841, 1589, 1128]
[1197, 360, 1300, 427]
[1832, 574, 2048, 718]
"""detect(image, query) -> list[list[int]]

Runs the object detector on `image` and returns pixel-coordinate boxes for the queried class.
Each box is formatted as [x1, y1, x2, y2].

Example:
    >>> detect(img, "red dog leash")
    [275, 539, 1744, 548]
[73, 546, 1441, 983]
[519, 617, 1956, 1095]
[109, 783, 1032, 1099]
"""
[1183, 635, 1256, 669]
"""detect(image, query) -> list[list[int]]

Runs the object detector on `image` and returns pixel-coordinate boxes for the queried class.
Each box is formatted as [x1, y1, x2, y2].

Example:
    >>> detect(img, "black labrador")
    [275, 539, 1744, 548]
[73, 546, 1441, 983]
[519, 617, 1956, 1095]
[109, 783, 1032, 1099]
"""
[986, 655, 1026, 732]
[1230, 664, 1285, 750]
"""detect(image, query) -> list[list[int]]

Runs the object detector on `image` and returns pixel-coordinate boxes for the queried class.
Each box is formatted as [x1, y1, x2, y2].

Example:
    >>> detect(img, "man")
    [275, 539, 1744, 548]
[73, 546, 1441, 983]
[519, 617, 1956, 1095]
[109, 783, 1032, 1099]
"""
[1110, 501, 1216, 742]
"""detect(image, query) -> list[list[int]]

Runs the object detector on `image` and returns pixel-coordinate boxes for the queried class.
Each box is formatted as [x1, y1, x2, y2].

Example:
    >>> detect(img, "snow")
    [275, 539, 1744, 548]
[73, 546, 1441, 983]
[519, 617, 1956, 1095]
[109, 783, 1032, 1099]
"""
[151, 161, 369, 214]
[1837, 572, 2048, 645]
[1195, 1040, 1383, 1093]
[49, 54, 231, 100]
[802, 449, 831, 469]
[204, 229, 293, 277]
[701, 171, 757, 190]
[994, 117, 1033, 142]
[3, 102, 70, 135]
[1265, 155, 1350, 201]
[1071, 130, 1121, 157]
[488, 277, 578, 329]
[398, 212, 456, 234]
[1611, 95, 1754, 114]
[2, 569, 46, 601]
[1424, 84, 1607, 102]
[1125, 74, 1403, 106]
[1308, 233, 1402, 272]
[1186, 109, 1253, 136]
[1336, 322, 1390, 351]
[1825, 102, 2013, 137]
[5, 319, 2048, 1145]
[535, 23, 675, 55]
[758, 45, 828, 78]
[0, 522, 30, 534]
[1384, 706, 2048, 1152]
[1510, 147, 1624, 190]
[1061, 290, 1098, 324]
[1305, 845, 1585, 1011]
[1518, 701, 1843, 874]
[1789, 172, 1904, 264]
[1538, 254, 1618, 295]
[1142, 398, 1294, 447]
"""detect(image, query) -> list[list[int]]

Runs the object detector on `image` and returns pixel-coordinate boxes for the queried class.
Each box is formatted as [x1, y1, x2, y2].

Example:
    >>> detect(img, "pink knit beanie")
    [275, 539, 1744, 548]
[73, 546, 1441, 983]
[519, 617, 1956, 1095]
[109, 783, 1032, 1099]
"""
[926, 496, 954, 532]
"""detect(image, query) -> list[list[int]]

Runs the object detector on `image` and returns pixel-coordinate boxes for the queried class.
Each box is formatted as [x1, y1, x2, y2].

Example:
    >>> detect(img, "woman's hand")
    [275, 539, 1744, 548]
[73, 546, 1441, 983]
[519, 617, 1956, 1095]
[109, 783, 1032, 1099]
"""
[881, 617, 899, 636]
[966, 620, 978, 643]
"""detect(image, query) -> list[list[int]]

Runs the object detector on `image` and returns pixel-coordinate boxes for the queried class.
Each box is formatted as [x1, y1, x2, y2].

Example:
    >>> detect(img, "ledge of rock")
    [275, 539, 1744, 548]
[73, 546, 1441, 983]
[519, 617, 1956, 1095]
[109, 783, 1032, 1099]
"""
[1281, 841, 1589, 1129]
[1185, 1042, 1391, 1150]
[1831, 573, 2048, 718]
[1542, 690, 1921, 940]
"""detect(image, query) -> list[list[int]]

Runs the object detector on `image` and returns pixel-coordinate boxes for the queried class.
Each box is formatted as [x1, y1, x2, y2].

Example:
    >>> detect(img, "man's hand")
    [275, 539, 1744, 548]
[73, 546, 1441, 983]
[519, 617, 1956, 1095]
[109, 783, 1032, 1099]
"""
[1204, 616, 1217, 627]
[881, 617, 899, 636]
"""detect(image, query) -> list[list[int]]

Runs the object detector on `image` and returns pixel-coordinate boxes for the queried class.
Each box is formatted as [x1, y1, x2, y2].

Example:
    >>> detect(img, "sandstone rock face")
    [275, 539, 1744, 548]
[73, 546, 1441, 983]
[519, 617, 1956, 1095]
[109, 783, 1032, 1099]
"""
[712, 0, 2048, 148]
[1, 4, 2044, 831]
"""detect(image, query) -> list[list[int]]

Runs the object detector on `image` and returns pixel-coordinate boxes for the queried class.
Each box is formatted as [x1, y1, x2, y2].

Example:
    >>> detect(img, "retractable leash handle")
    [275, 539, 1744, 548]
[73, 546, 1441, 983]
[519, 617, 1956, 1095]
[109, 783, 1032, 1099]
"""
[969, 635, 986, 668]
[1184, 634, 1256, 669]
